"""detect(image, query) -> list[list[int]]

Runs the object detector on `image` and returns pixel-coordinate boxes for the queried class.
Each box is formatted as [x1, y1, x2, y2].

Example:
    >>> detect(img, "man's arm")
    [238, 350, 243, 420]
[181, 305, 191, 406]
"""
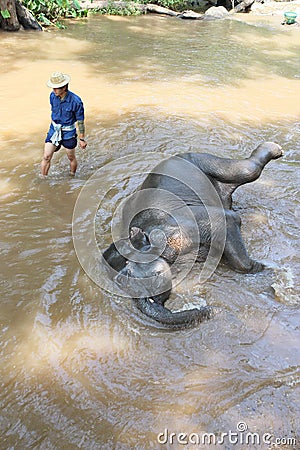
[75, 96, 87, 149]
[77, 119, 87, 149]
[77, 119, 85, 141]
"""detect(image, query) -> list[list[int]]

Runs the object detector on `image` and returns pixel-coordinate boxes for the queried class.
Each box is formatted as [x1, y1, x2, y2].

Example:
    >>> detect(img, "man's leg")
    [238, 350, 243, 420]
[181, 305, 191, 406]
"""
[65, 148, 77, 175]
[41, 142, 56, 176]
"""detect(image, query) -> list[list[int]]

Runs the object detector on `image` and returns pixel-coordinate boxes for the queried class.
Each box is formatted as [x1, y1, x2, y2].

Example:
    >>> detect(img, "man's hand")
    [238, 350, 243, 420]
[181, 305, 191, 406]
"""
[79, 138, 87, 150]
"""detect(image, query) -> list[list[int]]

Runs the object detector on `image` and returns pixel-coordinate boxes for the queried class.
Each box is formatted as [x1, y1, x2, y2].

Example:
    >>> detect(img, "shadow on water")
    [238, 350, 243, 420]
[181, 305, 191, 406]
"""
[0, 14, 299, 450]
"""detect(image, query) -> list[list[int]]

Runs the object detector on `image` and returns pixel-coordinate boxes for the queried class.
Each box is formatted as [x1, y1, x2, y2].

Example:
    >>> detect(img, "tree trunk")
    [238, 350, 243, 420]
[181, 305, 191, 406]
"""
[0, 0, 20, 30]
[231, 0, 254, 13]
[0, 0, 42, 31]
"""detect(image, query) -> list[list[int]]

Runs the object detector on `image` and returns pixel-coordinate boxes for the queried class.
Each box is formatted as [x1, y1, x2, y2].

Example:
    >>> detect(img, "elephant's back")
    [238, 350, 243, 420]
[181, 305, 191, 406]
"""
[140, 154, 220, 207]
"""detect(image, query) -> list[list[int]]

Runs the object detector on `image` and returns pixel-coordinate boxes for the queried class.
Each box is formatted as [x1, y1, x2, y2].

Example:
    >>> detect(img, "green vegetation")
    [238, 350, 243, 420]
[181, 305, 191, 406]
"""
[1, 9, 11, 18]
[95, 2, 143, 16]
[155, 0, 187, 10]
[22, 0, 188, 28]
[95, 0, 189, 16]
[22, 0, 89, 28]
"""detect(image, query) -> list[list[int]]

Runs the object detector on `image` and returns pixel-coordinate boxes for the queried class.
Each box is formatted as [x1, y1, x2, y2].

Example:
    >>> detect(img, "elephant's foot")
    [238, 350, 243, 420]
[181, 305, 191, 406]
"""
[250, 142, 283, 165]
[133, 298, 213, 329]
[248, 260, 265, 274]
[227, 258, 265, 274]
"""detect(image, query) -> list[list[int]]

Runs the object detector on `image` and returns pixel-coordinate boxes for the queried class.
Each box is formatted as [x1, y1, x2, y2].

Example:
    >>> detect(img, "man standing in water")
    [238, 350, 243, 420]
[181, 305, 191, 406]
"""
[40, 72, 87, 177]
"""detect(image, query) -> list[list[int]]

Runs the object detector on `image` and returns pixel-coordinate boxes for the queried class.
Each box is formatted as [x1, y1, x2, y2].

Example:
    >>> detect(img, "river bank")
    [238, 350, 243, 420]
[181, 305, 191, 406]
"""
[79, 0, 300, 29]
[207, 3, 300, 29]
[241, 0, 300, 28]
[249, 0, 300, 17]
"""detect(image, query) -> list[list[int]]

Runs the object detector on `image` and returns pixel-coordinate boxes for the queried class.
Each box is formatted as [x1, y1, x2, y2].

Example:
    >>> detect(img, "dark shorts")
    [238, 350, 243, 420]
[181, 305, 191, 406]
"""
[45, 133, 77, 151]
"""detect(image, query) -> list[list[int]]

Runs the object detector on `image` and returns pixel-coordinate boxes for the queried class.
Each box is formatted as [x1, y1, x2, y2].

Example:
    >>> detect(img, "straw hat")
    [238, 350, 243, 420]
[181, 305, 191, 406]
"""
[47, 72, 71, 88]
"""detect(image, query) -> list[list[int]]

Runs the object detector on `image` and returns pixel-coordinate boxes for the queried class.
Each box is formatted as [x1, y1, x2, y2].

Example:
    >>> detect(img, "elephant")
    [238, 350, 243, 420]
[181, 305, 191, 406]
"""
[102, 142, 283, 329]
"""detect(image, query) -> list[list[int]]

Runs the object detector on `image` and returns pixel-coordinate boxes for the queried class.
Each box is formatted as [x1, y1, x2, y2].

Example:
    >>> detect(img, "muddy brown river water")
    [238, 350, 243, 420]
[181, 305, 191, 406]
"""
[0, 13, 299, 450]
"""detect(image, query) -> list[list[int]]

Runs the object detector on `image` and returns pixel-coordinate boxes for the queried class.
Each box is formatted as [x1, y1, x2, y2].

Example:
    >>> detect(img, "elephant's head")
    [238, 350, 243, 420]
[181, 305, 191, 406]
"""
[114, 255, 172, 302]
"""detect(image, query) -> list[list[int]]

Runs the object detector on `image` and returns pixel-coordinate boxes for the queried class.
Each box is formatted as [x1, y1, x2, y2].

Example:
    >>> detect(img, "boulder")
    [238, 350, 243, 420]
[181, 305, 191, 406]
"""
[204, 5, 230, 18]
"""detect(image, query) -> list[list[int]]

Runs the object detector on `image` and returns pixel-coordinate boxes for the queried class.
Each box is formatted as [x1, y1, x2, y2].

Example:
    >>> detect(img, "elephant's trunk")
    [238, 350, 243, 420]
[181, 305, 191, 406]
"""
[133, 298, 213, 329]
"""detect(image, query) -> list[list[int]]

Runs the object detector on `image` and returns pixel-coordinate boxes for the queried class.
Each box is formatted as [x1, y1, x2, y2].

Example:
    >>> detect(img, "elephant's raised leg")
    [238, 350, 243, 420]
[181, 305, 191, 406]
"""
[181, 142, 283, 208]
[188, 142, 283, 186]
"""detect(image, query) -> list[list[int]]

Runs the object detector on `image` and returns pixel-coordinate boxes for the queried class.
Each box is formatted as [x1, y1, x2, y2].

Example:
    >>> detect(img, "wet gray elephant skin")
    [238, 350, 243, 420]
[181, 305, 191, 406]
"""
[103, 142, 283, 329]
